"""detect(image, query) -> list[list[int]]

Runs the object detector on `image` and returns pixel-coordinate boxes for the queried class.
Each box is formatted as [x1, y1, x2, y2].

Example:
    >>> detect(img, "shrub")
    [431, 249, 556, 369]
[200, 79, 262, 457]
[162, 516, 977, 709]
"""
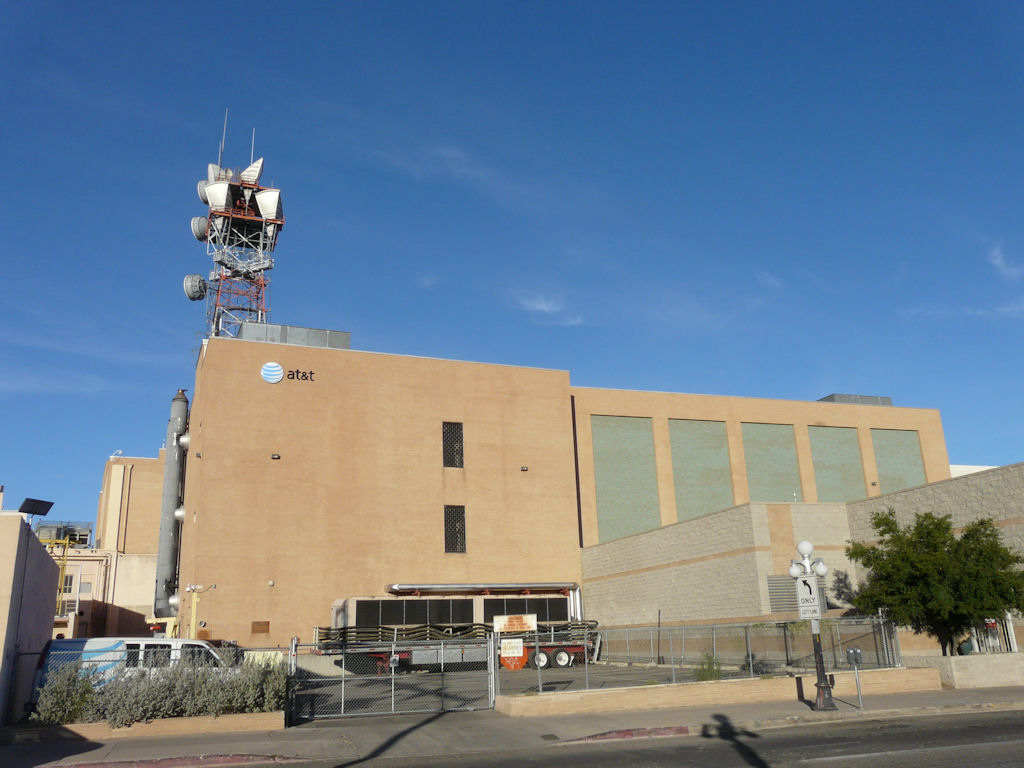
[31, 656, 289, 727]
[31, 662, 98, 726]
[695, 652, 722, 681]
[740, 654, 773, 676]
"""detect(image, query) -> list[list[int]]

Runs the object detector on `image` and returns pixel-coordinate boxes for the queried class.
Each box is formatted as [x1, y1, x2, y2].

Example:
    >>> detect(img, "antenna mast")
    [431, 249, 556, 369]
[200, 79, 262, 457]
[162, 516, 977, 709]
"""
[183, 125, 284, 338]
[218, 109, 228, 167]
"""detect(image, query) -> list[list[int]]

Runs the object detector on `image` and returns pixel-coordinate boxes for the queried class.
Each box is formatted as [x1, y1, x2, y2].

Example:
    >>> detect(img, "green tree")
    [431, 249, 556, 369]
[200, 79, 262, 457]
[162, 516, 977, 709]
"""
[846, 508, 1024, 656]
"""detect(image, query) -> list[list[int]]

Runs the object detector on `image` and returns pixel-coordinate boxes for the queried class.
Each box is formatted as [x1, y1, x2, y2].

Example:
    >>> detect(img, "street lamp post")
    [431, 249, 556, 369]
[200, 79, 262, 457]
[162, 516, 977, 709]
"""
[788, 541, 837, 711]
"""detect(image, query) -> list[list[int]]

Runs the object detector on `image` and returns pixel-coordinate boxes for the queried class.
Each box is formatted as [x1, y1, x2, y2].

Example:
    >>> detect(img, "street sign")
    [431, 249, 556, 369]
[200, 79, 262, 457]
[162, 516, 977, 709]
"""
[493, 614, 538, 633]
[500, 638, 524, 658]
[795, 575, 821, 619]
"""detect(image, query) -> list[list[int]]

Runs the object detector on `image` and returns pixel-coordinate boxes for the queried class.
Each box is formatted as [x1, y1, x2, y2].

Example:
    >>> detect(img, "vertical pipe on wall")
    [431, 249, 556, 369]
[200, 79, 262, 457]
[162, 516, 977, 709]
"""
[570, 395, 584, 548]
[154, 389, 189, 618]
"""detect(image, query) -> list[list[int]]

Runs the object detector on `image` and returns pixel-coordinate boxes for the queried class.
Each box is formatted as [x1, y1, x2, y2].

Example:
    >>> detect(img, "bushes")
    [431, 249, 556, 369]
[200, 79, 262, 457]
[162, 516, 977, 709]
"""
[32, 661, 97, 725]
[31, 659, 288, 728]
[694, 652, 722, 681]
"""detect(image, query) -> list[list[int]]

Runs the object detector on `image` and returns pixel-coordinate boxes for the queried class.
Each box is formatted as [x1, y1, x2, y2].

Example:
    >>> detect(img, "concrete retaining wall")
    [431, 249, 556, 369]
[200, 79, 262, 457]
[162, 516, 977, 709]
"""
[3, 711, 284, 743]
[495, 667, 941, 717]
[904, 654, 1024, 688]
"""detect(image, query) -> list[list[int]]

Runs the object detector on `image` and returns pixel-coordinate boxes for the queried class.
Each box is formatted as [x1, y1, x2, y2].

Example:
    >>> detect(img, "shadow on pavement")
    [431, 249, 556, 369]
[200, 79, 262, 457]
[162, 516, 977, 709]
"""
[701, 713, 768, 768]
[332, 710, 447, 767]
[0, 725, 105, 768]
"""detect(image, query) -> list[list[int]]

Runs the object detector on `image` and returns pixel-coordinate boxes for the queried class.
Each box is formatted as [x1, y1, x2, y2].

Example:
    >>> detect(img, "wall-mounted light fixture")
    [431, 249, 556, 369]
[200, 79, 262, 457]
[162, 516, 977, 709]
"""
[520, 466, 528, 472]
[270, 454, 281, 460]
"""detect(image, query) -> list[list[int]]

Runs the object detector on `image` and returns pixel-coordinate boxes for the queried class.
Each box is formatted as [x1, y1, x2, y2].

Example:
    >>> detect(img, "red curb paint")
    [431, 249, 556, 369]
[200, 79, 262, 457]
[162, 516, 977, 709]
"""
[61, 755, 300, 768]
[582, 725, 691, 742]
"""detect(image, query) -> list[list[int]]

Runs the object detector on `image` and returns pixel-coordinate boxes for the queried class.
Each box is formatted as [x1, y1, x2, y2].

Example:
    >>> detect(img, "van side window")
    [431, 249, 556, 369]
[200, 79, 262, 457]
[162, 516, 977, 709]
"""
[183, 643, 217, 667]
[145, 644, 172, 668]
[125, 644, 140, 668]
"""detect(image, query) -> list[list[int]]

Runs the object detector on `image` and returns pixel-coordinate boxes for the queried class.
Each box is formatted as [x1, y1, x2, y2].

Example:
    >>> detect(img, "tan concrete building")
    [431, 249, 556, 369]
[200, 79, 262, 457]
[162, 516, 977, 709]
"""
[162, 330, 951, 647]
[45, 455, 164, 639]
[581, 463, 1024, 652]
[0, 509, 59, 725]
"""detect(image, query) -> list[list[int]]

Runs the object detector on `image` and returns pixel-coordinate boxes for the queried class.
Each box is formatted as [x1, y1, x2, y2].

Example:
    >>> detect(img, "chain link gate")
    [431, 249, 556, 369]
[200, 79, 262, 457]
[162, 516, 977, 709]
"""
[287, 635, 495, 722]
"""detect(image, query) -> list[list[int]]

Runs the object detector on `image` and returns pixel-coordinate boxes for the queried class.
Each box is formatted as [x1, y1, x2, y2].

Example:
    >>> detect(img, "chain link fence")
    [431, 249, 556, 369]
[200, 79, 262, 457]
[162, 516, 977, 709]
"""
[288, 636, 495, 723]
[497, 617, 900, 695]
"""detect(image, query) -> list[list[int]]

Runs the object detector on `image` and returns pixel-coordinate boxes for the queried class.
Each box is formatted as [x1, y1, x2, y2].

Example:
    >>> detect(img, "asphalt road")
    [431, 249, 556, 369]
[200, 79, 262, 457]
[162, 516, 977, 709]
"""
[294, 710, 1024, 767]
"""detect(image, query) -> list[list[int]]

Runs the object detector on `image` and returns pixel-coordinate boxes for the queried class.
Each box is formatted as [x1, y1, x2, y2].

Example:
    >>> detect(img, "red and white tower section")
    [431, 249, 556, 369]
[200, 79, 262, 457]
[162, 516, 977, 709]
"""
[184, 158, 284, 337]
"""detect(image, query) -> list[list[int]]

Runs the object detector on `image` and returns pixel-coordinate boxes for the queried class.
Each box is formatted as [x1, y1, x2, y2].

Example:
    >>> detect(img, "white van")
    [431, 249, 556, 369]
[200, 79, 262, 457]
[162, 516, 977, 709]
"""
[33, 637, 232, 697]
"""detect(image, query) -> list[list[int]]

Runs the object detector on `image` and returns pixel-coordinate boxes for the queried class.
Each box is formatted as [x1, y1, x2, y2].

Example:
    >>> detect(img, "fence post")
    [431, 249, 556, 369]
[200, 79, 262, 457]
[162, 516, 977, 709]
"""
[341, 652, 346, 715]
[650, 626, 655, 664]
[712, 625, 717, 666]
[669, 629, 676, 684]
[783, 623, 792, 665]
[440, 639, 446, 712]
[390, 642, 396, 713]
[626, 628, 631, 665]
[583, 628, 590, 690]
[488, 634, 496, 708]
[535, 628, 543, 694]
[878, 616, 890, 666]
[745, 625, 753, 677]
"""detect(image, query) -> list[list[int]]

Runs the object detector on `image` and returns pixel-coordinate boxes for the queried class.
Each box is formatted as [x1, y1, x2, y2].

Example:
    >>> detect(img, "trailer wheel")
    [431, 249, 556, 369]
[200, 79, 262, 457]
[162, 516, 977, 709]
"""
[529, 649, 551, 669]
[551, 648, 572, 668]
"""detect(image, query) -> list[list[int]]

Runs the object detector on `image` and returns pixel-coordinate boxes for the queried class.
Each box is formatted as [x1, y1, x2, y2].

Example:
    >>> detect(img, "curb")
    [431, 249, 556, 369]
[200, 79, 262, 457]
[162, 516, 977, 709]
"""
[58, 757, 303, 768]
[562, 700, 1024, 744]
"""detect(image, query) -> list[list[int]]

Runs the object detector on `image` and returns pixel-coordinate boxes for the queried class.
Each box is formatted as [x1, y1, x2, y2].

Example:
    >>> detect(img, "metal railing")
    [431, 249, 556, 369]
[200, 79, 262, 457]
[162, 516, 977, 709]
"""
[494, 617, 900, 695]
[288, 636, 495, 722]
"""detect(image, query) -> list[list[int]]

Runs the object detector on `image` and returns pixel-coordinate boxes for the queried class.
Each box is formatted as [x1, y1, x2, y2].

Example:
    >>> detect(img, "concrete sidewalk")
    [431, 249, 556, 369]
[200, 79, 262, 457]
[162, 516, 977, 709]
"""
[6, 686, 1024, 768]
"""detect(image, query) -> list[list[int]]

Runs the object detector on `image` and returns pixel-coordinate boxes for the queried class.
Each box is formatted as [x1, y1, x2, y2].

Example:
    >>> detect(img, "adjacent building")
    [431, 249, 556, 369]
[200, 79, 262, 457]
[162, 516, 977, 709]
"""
[149, 327, 955, 648]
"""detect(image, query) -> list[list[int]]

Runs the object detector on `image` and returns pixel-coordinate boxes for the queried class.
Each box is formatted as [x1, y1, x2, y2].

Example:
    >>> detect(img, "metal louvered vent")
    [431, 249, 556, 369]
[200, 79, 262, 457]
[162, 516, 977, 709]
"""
[442, 422, 464, 467]
[444, 505, 466, 553]
[768, 575, 825, 613]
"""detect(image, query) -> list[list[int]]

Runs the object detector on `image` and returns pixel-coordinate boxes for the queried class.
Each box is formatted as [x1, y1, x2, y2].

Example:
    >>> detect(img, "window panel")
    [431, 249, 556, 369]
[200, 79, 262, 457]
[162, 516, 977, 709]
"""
[444, 505, 466, 553]
[442, 422, 464, 468]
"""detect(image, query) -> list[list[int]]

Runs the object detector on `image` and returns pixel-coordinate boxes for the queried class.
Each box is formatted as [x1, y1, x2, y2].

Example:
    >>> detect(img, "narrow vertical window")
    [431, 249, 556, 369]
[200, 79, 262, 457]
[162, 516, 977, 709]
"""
[442, 422, 464, 468]
[444, 505, 466, 553]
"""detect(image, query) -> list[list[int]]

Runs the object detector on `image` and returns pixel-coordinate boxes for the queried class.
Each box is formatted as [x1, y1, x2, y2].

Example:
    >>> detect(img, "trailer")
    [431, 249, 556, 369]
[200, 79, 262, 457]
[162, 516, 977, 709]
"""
[320, 582, 597, 673]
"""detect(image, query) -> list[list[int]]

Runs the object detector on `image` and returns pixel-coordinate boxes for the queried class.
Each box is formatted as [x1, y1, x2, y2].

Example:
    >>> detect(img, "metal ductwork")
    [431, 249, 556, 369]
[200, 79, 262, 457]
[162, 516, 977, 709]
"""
[154, 389, 189, 617]
[386, 582, 585, 621]
[387, 582, 579, 594]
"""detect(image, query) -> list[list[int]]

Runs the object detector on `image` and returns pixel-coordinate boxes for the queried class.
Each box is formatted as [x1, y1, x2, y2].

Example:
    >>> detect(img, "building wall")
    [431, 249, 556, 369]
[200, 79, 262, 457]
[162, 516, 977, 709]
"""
[0, 514, 59, 725]
[96, 455, 163, 555]
[582, 465, 1024, 641]
[581, 502, 854, 627]
[51, 551, 157, 638]
[846, 462, 1024, 581]
[571, 387, 949, 546]
[177, 338, 583, 646]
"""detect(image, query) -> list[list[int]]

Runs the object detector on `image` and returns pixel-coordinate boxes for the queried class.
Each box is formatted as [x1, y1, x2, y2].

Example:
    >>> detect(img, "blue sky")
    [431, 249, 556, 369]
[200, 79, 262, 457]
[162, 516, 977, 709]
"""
[4, 2, 1024, 523]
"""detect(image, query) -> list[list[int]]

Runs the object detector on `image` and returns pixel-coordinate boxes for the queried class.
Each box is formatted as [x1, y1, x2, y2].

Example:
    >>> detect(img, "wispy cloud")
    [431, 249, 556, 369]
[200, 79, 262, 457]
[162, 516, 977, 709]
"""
[374, 143, 553, 212]
[965, 297, 1024, 316]
[758, 272, 784, 290]
[900, 297, 1024, 318]
[0, 328, 177, 367]
[0, 370, 109, 396]
[417, 275, 439, 289]
[988, 244, 1023, 280]
[512, 291, 564, 314]
[645, 288, 723, 331]
[509, 290, 582, 326]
